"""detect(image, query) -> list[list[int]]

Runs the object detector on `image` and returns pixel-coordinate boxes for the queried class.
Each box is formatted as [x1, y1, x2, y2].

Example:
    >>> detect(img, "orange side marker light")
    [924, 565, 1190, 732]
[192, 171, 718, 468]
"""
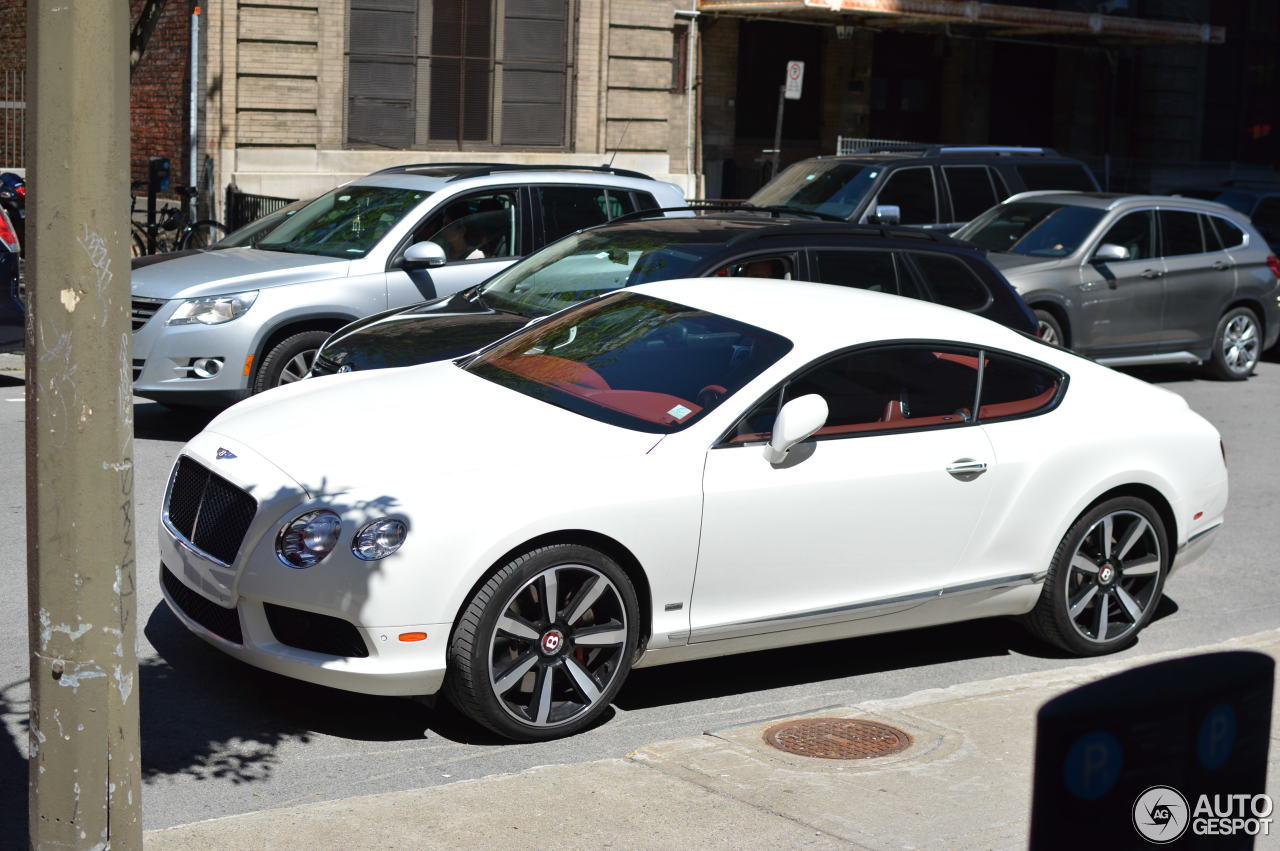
[399, 632, 427, 642]
[242, 353, 255, 377]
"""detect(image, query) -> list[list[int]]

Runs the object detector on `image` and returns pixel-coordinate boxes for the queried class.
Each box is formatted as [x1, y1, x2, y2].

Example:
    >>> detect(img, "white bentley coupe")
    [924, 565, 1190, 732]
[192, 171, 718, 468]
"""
[159, 278, 1227, 740]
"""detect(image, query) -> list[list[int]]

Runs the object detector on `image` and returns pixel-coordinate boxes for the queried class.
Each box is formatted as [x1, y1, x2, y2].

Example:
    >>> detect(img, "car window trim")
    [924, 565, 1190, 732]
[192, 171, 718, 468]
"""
[862, 165, 940, 226]
[940, 164, 999, 227]
[1156, 207, 1217, 259]
[901, 251, 994, 314]
[713, 339, 1069, 449]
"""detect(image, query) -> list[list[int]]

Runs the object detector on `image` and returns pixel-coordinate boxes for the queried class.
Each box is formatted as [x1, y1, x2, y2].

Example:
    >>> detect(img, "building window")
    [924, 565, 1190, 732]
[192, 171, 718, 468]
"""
[347, 0, 572, 150]
[671, 24, 688, 93]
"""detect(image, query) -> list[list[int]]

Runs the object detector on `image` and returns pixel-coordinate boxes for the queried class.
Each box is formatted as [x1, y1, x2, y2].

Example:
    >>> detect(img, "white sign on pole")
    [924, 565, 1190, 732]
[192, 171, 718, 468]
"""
[784, 60, 805, 100]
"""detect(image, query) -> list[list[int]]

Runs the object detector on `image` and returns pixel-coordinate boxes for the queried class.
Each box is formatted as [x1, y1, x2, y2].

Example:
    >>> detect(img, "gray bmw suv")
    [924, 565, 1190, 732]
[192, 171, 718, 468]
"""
[129, 164, 684, 408]
[955, 191, 1280, 380]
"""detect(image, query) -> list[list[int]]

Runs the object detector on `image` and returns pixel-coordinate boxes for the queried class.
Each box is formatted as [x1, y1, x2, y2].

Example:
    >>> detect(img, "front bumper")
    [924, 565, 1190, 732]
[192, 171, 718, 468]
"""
[132, 298, 255, 406]
[160, 561, 449, 696]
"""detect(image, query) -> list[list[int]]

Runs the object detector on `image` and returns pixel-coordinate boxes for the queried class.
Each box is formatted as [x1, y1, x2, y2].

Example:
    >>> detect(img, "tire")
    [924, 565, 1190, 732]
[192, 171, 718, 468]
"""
[1033, 309, 1065, 347]
[180, 219, 229, 250]
[445, 544, 640, 741]
[1205, 306, 1260, 381]
[1028, 496, 1168, 656]
[130, 226, 148, 257]
[252, 330, 330, 393]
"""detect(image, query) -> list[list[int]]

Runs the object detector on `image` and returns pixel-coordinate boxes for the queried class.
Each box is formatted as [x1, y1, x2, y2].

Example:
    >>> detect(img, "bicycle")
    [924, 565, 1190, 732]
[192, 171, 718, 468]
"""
[130, 182, 228, 256]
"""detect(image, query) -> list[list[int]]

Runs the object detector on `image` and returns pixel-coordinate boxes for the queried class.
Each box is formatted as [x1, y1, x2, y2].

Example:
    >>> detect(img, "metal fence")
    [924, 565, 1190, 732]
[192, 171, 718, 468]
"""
[0, 71, 24, 169]
[224, 185, 298, 230]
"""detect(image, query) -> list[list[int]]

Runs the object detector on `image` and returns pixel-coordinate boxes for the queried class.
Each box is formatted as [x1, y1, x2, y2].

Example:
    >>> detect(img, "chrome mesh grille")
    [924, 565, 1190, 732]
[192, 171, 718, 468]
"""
[165, 456, 257, 565]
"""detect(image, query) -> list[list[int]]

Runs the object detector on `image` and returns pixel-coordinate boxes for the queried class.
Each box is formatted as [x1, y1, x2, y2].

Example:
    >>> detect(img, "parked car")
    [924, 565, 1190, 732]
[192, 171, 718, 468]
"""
[129, 164, 685, 407]
[0, 205, 22, 354]
[953, 191, 1280, 379]
[309, 211, 1036, 377]
[160, 277, 1226, 741]
[748, 146, 1099, 231]
[1173, 179, 1280, 247]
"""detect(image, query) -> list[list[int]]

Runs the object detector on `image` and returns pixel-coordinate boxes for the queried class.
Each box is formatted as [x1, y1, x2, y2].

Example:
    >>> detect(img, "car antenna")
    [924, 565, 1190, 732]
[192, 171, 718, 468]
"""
[605, 120, 632, 168]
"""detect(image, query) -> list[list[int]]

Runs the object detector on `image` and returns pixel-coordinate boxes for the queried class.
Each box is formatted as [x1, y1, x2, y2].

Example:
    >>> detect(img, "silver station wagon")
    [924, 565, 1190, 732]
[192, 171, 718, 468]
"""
[955, 192, 1280, 380]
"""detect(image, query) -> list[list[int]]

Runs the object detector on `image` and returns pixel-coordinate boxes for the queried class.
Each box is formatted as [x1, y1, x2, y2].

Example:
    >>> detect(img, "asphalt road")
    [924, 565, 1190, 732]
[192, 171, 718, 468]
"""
[0, 352, 1277, 836]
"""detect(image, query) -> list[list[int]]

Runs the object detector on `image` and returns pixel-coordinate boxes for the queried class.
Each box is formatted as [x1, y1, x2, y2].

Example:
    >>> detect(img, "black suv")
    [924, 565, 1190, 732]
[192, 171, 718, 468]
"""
[750, 146, 1099, 232]
[1173, 180, 1280, 247]
[309, 211, 1036, 377]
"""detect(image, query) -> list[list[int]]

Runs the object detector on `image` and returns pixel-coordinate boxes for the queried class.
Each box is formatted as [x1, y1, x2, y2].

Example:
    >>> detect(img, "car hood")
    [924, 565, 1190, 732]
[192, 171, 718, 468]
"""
[131, 246, 349, 299]
[320, 290, 529, 371]
[202, 360, 663, 494]
[983, 252, 1064, 276]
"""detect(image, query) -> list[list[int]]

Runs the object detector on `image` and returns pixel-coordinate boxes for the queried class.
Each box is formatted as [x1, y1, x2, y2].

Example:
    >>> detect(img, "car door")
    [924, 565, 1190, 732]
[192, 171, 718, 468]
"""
[940, 165, 1003, 231]
[806, 247, 911, 296]
[1158, 209, 1235, 349]
[1078, 209, 1165, 353]
[534, 185, 655, 246]
[690, 344, 994, 642]
[386, 187, 528, 305]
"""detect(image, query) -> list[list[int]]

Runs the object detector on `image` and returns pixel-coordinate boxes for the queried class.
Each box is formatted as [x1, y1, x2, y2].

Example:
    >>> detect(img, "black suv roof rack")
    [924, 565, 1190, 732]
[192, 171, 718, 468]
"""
[372, 162, 654, 181]
[839, 145, 1061, 158]
[609, 204, 847, 224]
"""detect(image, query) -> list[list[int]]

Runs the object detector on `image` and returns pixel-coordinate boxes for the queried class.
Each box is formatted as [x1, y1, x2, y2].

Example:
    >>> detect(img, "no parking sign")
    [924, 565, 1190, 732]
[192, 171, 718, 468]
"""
[784, 61, 804, 100]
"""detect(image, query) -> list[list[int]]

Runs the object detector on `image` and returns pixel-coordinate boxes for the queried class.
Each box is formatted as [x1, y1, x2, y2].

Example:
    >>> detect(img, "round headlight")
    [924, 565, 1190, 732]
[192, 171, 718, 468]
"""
[277, 509, 342, 568]
[352, 518, 408, 561]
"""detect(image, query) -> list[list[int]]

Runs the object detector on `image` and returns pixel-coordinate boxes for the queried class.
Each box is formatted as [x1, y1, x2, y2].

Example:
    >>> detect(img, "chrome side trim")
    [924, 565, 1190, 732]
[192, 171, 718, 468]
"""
[1095, 351, 1201, 367]
[687, 571, 1045, 643]
[1179, 520, 1224, 551]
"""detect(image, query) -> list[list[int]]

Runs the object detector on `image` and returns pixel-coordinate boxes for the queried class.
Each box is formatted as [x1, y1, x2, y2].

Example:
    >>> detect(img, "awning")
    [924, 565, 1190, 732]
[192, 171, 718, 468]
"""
[695, 0, 1225, 46]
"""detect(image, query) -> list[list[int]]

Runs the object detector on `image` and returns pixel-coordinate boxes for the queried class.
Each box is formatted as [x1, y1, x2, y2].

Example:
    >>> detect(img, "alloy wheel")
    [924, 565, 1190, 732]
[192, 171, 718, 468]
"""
[1063, 509, 1162, 644]
[277, 349, 317, 385]
[1220, 313, 1259, 374]
[487, 564, 629, 728]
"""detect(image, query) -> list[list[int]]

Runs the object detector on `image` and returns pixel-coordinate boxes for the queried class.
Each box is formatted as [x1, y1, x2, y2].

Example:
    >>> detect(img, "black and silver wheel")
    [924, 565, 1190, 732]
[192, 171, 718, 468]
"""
[1206, 306, 1259, 381]
[252, 330, 330, 392]
[446, 544, 639, 741]
[1033, 309, 1065, 347]
[1029, 497, 1167, 656]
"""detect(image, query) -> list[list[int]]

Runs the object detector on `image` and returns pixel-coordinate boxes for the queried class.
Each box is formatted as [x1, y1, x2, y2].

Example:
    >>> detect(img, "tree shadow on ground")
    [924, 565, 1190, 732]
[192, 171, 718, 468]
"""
[616, 596, 1180, 712]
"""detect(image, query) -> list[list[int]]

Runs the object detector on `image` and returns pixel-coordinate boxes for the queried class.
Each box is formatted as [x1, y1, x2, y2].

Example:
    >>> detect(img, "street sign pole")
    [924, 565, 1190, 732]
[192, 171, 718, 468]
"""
[26, 1, 141, 847]
[769, 61, 805, 181]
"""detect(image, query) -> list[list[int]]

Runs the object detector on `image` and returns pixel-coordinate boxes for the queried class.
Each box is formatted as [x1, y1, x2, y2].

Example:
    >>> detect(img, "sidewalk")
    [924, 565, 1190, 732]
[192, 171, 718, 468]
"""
[146, 630, 1280, 850]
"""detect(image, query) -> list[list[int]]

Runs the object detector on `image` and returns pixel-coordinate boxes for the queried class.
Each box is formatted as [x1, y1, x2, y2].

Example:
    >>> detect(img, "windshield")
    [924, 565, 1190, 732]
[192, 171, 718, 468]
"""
[465, 292, 792, 433]
[256, 186, 430, 258]
[954, 202, 1106, 258]
[216, 198, 311, 249]
[475, 228, 727, 317]
[747, 161, 876, 218]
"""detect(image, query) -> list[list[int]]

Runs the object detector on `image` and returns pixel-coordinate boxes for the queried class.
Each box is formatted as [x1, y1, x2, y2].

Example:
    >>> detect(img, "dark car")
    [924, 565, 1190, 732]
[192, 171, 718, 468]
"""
[309, 211, 1037, 377]
[749, 146, 1099, 232]
[0, 205, 22, 354]
[1173, 180, 1280, 247]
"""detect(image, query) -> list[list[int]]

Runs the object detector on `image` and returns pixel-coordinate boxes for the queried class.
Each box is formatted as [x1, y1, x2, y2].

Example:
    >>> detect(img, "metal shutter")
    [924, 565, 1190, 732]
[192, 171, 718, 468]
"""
[348, 0, 417, 148]
[500, 0, 568, 146]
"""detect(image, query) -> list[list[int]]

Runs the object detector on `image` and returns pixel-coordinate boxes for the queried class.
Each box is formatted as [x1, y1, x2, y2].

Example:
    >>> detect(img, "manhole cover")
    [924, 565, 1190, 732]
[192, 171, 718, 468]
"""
[762, 718, 913, 760]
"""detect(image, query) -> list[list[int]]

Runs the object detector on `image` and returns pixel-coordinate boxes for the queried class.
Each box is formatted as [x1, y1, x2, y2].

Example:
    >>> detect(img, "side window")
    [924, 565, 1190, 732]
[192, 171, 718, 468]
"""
[977, 353, 1062, 422]
[1201, 214, 1224, 251]
[1098, 211, 1155, 260]
[943, 166, 999, 222]
[415, 190, 521, 261]
[1159, 210, 1205, 257]
[809, 249, 899, 294]
[1015, 164, 1097, 192]
[908, 252, 990, 312]
[712, 255, 794, 279]
[730, 345, 978, 443]
[874, 167, 938, 225]
[1207, 216, 1245, 250]
[538, 186, 640, 245]
[631, 191, 660, 212]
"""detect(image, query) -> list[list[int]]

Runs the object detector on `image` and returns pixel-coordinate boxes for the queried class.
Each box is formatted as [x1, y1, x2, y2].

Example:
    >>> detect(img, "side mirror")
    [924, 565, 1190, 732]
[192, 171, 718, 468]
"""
[868, 204, 901, 226]
[763, 394, 828, 464]
[403, 240, 447, 269]
[1093, 243, 1130, 263]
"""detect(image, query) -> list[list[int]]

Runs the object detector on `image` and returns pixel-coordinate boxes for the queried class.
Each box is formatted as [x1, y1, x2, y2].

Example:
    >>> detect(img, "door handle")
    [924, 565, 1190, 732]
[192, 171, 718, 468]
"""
[946, 458, 987, 482]
[1141, 268, 1163, 279]
[1212, 260, 1231, 271]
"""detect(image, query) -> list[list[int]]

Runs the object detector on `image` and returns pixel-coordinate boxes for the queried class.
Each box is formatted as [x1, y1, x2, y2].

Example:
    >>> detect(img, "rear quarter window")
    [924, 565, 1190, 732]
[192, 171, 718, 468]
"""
[908, 252, 991, 312]
[1208, 216, 1246, 249]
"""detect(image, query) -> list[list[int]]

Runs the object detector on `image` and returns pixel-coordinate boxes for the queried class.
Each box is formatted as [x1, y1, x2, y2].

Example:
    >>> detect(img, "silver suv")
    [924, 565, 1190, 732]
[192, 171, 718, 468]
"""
[955, 192, 1280, 380]
[129, 164, 685, 407]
